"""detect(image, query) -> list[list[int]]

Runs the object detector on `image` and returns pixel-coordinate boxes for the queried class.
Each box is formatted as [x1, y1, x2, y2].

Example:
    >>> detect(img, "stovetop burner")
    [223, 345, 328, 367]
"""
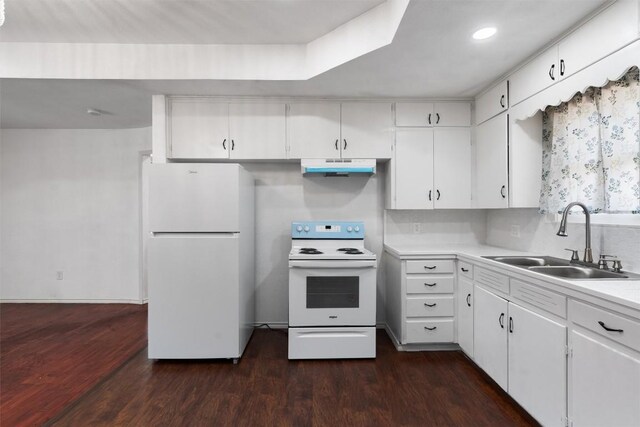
[338, 248, 364, 255]
[299, 248, 323, 255]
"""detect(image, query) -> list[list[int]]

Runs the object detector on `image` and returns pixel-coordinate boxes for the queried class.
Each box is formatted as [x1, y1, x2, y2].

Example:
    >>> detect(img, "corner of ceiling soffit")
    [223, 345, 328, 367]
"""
[0, 0, 410, 81]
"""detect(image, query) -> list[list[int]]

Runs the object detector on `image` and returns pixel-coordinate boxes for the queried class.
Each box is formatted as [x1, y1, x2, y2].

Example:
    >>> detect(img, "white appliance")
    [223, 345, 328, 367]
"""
[147, 163, 254, 362]
[288, 221, 377, 359]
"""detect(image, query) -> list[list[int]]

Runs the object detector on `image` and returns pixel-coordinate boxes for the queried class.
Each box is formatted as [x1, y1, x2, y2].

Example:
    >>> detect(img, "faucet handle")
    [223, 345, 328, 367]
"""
[598, 254, 617, 270]
[611, 260, 623, 273]
[564, 248, 579, 262]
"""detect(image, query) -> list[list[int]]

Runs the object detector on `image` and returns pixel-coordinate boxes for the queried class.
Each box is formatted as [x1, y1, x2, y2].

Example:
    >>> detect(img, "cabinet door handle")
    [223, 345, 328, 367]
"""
[424, 326, 437, 331]
[500, 94, 505, 108]
[461, 268, 469, 273]
[335, 139, 339, 150]
[428, 113, 432, 125]
[500, 185, 506, 199]
[428, 190, 432, 201]
[343, 139, 347, 150]
[436, 113, 440, 124]
[424, 282, 436, 287]
[549, 63, 555, 81]
[466, 294, 471, 307]
[560, 59, 565, 76]
[222, 139, 227, 150]
[509, 316, 514, 333]
[423, 265, 436, 270]
[424, 302, 437, 307]
[231, 139, 235, 150]
[499, 313, 505, 329]
[598, 321, 623, 333]
[436, 189, 441, 200]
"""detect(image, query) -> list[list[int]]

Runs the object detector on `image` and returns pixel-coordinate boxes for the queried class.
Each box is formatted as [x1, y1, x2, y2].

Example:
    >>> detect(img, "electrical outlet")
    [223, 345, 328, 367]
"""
[510, 225, 521, 238]
[412, 223, 421, 234]
[56, 271, 64, 280]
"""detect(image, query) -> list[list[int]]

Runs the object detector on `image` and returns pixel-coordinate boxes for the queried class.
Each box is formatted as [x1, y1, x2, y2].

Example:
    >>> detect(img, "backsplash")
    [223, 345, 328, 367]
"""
[384, 209, 487, 246]
[486, 208, 640, 273]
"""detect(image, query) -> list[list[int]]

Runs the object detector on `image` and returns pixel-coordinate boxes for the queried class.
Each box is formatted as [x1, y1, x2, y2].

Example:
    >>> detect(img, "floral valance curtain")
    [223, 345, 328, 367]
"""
[539, 66, 640, 214]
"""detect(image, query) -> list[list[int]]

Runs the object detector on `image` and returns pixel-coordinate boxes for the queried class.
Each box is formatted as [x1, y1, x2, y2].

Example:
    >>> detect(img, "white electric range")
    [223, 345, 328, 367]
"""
[288, 221, 377, 360]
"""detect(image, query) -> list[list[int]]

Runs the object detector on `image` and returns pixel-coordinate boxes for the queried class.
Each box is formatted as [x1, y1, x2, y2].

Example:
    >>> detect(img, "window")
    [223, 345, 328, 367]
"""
[539, 66, 639, 215]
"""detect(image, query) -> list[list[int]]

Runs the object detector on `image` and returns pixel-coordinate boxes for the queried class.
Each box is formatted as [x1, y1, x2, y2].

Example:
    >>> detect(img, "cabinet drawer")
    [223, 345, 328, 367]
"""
[474, 267, 509, 295]
[570, 300, 640, 352]
[458, 261, 473, 280]
[406, 260, 454, 274]
[511, 279, 567, 318]
[405, 319, 454, 343]
[406, 296, 454, 317]
[406, 276, 454, 294]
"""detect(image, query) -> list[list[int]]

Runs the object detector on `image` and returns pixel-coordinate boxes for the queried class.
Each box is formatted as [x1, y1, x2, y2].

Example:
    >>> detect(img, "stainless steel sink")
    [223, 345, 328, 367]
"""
[528, 266, 630, 279]
[483, 256, 569, 267]
[483, 255, 640, 280]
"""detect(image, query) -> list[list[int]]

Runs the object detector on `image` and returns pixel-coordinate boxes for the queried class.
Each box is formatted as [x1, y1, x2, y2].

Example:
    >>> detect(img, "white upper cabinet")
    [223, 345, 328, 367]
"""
[387, 128, 471, 210]
[228, 103, 286, 160]
[433, 128, 471, 208]
[475, 80, 508, 125]
[509, 46, 559, 107]
[508, 1, 639, 107]
[396, 102, 471, 127]
[558, 0, 639, 79]
[341, 102, 394, 159]
[288, 102, 393, 159]
[475, 112, 509, 208]
[393, 129, 434, 209]
[287, 102, 341, 159]
[168, 99, 229, 159]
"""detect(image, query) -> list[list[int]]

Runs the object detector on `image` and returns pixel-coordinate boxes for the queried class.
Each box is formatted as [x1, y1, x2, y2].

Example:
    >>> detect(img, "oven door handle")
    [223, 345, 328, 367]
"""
[289, 260, 376, 269]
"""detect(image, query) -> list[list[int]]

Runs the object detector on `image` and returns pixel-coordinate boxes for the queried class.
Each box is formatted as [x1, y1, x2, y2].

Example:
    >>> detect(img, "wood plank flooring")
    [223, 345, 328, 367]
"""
[1, 304, 538, 426]
[0, 303, 148, 426]
[50, 328, 538, 426]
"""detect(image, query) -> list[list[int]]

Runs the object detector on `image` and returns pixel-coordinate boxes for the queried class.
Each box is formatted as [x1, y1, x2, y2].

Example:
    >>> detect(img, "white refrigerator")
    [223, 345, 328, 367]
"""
[147, 163, 255, 361]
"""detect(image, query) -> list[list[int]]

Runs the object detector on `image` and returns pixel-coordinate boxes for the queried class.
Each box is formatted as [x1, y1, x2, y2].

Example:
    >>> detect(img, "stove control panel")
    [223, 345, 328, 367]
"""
[291, 221, 365, 239]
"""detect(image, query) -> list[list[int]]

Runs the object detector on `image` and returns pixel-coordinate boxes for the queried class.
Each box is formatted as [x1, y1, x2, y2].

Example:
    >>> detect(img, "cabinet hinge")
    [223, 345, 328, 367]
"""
[565, 346, 573, 358]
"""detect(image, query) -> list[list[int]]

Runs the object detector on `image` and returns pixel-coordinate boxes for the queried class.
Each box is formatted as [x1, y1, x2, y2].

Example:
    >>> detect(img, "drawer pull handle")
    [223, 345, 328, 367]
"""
[424, 265, 436, 270]
[466, 294, 471, 307]
[424, 303, 437, 307]
[598, 321, 623, 333]
[424, 282, 436, 287]
[499, 313, 505, 329]
[461, 268, 469, 272]
[424, 326, 437, 331]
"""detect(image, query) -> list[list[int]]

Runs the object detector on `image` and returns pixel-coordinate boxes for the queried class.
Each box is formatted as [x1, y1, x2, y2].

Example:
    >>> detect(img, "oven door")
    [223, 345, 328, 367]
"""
[288, 260, 376, 327]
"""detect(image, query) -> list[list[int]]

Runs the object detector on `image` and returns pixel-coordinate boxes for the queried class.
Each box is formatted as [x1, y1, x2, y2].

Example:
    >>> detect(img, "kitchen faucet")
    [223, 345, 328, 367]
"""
[556, 201, 593, 263]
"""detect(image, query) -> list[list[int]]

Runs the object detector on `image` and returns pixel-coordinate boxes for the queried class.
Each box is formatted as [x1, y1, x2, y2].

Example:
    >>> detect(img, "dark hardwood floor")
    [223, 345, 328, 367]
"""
[0, 303, 148, 426]
[2, 304, 538, 426]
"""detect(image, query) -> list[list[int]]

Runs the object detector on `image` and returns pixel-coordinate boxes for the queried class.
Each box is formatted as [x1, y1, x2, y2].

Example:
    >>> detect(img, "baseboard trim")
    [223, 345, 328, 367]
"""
[0, 299, 145, 304]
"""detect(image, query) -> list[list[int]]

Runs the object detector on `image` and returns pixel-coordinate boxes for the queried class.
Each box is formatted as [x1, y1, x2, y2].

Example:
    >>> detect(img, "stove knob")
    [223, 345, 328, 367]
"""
[347, 226, 353, 232]
[354, 226, 360, 232]
[303, 225, 310, 232]
[296, 225, 303, 232]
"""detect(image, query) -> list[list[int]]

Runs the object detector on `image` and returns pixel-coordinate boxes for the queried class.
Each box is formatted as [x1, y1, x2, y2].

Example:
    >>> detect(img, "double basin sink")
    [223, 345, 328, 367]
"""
[482, 256, 640, 280]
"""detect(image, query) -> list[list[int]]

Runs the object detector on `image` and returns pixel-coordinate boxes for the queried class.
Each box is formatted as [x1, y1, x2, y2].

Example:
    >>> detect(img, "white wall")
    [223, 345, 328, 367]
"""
[1, 128, 151, 302]
[384, 209, 487, 246]
[241, 162, 385, 325]
[486, 208, 640, 273]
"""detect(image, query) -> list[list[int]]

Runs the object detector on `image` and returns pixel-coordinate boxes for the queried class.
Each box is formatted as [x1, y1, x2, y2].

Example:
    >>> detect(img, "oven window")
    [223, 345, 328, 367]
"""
[306, 277, 359, 309]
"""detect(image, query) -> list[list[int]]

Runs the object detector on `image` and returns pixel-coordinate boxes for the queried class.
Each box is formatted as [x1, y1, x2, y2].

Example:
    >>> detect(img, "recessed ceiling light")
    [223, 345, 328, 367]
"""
[87, 108, 103, 116]
[472, 27, 497, 40]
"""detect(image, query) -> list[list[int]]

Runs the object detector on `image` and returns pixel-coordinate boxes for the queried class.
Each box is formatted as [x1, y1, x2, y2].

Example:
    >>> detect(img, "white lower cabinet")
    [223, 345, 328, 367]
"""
[473, 285, 509, 390]
[568, 300, 640, 427]
[474, 283, 567, 426]
[456, 275, 473, 357]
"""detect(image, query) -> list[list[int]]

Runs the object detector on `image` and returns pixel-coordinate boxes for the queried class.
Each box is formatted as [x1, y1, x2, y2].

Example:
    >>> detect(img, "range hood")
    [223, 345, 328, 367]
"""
[301, 159, 376, 176]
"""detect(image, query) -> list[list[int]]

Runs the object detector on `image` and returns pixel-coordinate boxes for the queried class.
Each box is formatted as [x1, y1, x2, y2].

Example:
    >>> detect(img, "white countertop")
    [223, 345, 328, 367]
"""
[383, 243, 640, 313]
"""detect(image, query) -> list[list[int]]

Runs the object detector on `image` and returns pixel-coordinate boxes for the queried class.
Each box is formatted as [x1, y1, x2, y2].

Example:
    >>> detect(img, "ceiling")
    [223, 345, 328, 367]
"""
[0, 0, 607, 129]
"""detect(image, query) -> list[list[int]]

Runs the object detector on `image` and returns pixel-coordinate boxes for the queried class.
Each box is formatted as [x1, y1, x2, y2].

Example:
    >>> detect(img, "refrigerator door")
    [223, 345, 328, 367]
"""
[148, 234, 240, 359]
[149, 163, 239, 232]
